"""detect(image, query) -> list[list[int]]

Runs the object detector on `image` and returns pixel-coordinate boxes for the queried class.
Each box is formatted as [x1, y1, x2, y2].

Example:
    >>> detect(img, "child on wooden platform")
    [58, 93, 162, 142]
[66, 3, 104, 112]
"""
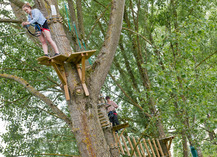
[22, 3, 60, 57]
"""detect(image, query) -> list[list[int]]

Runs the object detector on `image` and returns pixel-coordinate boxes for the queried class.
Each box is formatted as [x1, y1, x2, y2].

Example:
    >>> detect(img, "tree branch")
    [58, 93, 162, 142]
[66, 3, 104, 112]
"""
[108, 72, 152, 118]
[195, 50, 217, 68]
[90, 0, 125, 94]
[0, 73, 72, 127]
[9, 0, 24, 8]
[0, 19, 22, 23]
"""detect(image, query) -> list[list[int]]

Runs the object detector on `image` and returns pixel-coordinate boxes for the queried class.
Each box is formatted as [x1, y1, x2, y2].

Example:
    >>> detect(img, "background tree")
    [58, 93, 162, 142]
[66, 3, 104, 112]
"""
[0, 0, 125, 156]
[1, 0, 217, 157]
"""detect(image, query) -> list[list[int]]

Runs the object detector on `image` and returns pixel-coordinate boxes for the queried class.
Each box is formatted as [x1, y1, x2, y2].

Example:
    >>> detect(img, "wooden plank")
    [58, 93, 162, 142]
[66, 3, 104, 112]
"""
[121, 135, 130, 156]
[76, 65, 89, 96]
[137, 137, 146, 157]
[116, 134, 125, 154]
[51, 54, 68, 63]
[132, 137, 142, 157]
[143, 139, 151, 157]
[112, 123, 129, 131]
[119, 127, 126, 139]
[74, 54, 83, 64]
[167, 140, 172, 157]
[156, 139, 164, 156]
[64, 85, 70, 100]
[168, 138, 173, 150]
[101, 123, 110, 128]
[148, 139, 156, 157]
[37, 56, 51, 66]
[113, 131, 119, 153]
[82, 83, 89, 96]
[51, 59, 64, 66]
[127, 136, 137, 157]
[152, 139, 160, 157]
[67, 50, 96, 63]
[37, 56, 50, 62]
[51, 62, 66, 85]
[81, 55, 85, 83]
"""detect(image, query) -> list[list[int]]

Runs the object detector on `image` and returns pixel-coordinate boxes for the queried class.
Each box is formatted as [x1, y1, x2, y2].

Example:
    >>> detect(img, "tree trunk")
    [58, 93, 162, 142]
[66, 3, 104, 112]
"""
[9, 0, 125, 156]
[182, 134, 188, 157]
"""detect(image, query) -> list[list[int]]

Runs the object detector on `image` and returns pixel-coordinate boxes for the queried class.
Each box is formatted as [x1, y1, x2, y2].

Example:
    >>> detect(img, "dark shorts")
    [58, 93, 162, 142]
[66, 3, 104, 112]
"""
[41, 20, 50, 31]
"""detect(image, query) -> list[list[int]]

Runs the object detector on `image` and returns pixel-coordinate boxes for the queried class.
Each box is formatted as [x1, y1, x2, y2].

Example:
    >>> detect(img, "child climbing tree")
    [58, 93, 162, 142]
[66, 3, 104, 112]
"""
[0, 0, 125, 156]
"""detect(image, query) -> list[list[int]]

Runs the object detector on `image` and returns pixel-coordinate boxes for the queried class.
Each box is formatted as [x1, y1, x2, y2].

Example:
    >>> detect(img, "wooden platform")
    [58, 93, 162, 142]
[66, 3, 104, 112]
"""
[37, 50, 96, 98]
[37, 56, 51, 66]
[112, 123, 129, 131]
[37, 50, 96, 66]
[67, 50, 96, 63]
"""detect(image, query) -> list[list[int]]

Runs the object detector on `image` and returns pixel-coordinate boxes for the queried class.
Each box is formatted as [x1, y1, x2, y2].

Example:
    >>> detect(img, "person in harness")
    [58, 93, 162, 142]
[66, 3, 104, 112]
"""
[22, 3, 60, 57]
[105, 96, 120, 128]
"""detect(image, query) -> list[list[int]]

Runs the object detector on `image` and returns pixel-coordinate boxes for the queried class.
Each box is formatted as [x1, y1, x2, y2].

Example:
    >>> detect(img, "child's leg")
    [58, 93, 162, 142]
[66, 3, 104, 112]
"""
[43, 30, 60, 54]
[38, 33, 48, 55]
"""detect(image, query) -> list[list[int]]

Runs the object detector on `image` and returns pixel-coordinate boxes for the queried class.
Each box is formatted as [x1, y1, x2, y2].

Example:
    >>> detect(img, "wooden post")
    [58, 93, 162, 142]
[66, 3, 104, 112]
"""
[81, 53, 85, 83]
[148, 139, 156, 157]
[127, 136, 137, 157]
[121, 135, 130, 156]
[137, 137, 146, 157]
[51, 62, 66, 85]
[113, 131, 119, 150]
[132, 137, 142, 157]
[152, 138, 160, 157]
[116, 134, 125, 154]
[76, 65, 89, 96]
[64, 85, 70, 100]
[156, 139, 164, 156]
[143, 139, 151, 157]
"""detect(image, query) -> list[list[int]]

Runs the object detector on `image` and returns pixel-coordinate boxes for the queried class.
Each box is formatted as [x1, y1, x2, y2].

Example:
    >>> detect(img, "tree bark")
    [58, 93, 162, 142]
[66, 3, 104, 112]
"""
[7, 0, 125, 156]
[182, 134, 188, 157]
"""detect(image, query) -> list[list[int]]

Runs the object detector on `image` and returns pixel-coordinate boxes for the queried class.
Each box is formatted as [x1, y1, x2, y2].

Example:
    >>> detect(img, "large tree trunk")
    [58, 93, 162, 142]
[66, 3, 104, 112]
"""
[9, 0, 125, 156]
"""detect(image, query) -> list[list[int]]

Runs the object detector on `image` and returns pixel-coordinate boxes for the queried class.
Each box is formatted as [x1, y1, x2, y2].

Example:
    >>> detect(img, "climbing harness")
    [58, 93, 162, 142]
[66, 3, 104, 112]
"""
[24, 24, 42, 37]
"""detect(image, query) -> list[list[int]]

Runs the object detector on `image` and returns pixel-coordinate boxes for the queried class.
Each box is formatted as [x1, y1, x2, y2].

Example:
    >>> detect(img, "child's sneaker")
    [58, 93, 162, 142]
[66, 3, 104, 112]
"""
[54, 53, 60, 56]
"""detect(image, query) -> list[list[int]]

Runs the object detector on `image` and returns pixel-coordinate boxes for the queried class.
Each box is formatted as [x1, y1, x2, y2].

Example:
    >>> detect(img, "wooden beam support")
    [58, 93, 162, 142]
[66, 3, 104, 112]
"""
[64, 85, 70, 101]
[51, 62, 66, 85]
[76, 64, 89, 96]
[50, 62, 70, 100]
[81, 54, 86, 83]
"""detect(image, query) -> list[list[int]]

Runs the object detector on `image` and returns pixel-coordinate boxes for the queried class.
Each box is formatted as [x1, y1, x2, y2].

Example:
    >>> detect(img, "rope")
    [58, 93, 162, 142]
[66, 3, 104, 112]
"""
[64, 1, 92, 65]
[82, 39, 92, 65]
[73, 22, 82, 49]
[64, 2, 72, 31]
